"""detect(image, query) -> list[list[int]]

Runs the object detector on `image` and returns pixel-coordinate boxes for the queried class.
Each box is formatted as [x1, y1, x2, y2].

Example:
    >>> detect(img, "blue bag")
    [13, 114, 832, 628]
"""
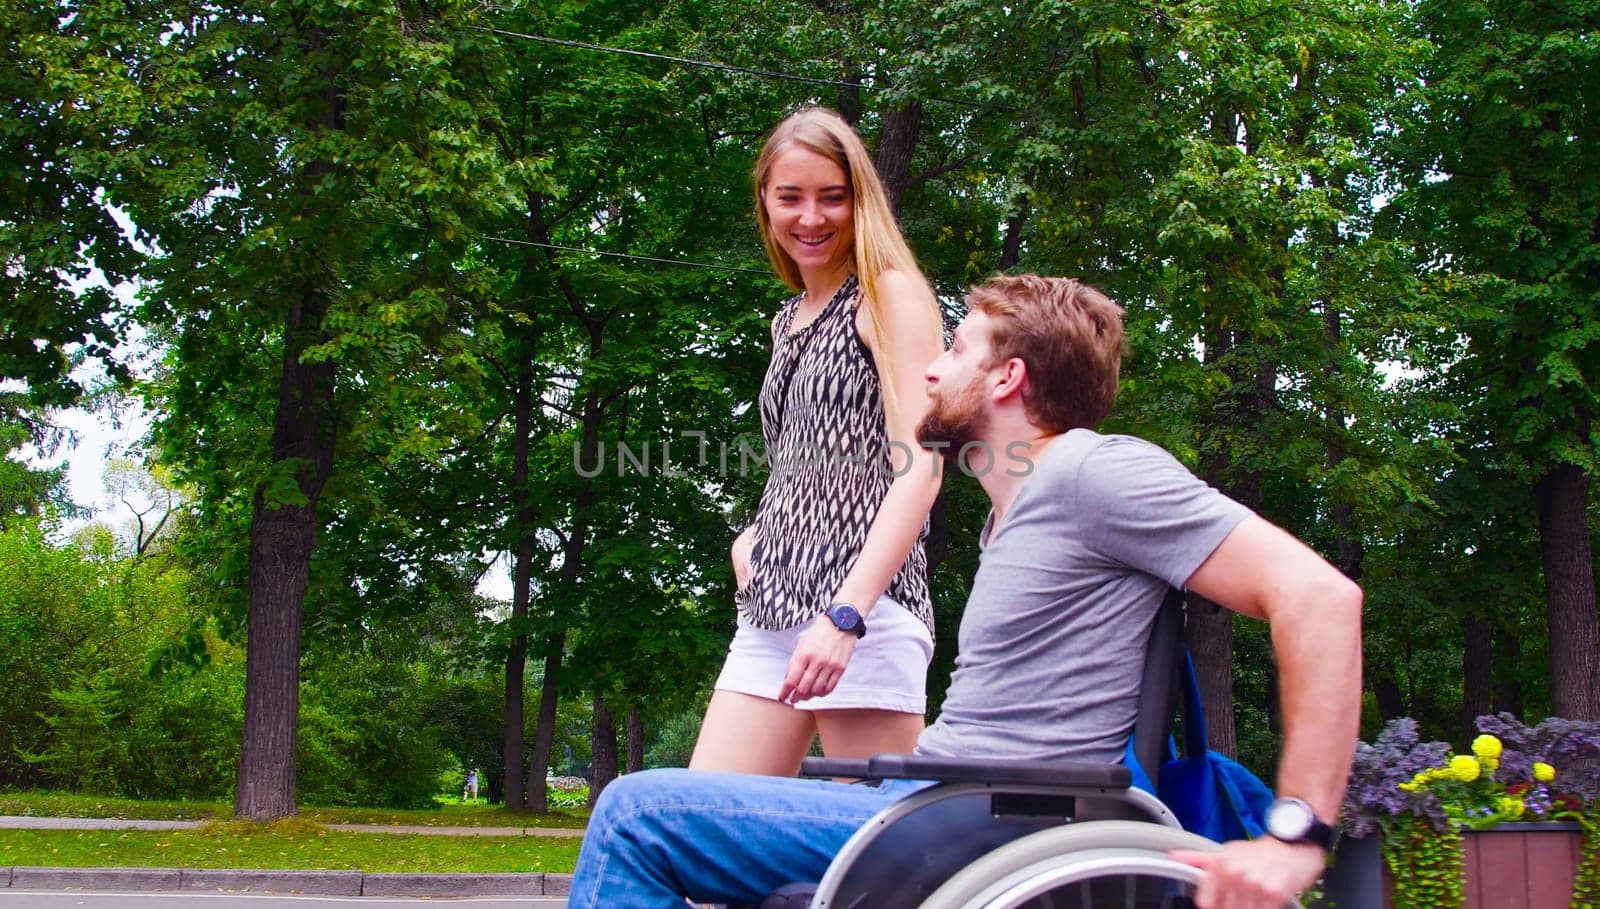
[1125, 652, 1274, 843]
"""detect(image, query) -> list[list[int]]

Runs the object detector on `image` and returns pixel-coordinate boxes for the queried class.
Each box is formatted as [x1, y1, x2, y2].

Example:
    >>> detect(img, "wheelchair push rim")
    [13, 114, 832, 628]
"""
[918, 820, 1304, 909]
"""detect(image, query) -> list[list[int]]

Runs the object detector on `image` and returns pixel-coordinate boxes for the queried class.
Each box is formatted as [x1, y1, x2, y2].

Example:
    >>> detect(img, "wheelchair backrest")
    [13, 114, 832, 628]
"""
[1129, 588, 1185, 786]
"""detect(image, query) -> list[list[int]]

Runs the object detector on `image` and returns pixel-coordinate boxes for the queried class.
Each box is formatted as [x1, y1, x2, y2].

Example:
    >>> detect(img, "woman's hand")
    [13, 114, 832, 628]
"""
[780, 618, 858, 703]
[731, 527, 755, 591]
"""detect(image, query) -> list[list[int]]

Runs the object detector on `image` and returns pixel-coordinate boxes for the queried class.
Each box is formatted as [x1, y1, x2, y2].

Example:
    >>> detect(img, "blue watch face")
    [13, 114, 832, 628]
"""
[829, 604, 861, 628]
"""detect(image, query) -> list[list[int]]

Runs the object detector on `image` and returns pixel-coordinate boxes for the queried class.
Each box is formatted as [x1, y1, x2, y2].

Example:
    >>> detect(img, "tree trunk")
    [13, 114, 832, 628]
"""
[526, 639, 563, 813]
[590, 694, 618, 807]
[871, 102, 922, 216]
[502, 348, 536, 811]
[524, 193, 605, 813]
[235, 50, 342, 819]
[1373, 672, 1405, 723]
[1000, 202, 1028, 270]
[1323, 302, 1364, 582]
[1461, 615, 1493, 743]
[626, 705, 645, 773]
[527, 390, 599, 813]
[1538, 461, 1600, 720]
[235, 292, 336, 821]
[1188, 318, 1271, 758]
[1184, 598, 1236, 755]
[835, 65, 862, 126]
[1181, 98, 1281, 759]
[1492, 628, 1524, 718]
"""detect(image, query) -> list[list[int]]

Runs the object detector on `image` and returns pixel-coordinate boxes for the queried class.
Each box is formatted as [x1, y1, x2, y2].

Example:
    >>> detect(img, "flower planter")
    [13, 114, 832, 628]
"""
[1457, 821, 1588, 909]
[1367, 821, 1591, 909]
[1309, 833, 1383, 909]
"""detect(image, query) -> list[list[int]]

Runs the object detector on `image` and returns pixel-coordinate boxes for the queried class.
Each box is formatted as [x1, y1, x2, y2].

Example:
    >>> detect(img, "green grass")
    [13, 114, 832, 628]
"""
[0, 821, 582, 873]
[0, 791, 589, 829]
[0, 792, 229, 822]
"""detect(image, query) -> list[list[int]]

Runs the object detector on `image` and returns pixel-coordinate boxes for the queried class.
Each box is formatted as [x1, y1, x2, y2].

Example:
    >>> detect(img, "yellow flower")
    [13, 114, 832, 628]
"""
[1497, 796, 1525, 818]
[1533, 762, 1555, 782]
[1472, 735, 1503, 760]
[1449, 755, 1481, 782]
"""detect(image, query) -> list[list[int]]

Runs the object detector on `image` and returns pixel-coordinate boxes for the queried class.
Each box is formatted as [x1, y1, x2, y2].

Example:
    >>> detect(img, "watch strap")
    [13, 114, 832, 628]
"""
[1269, 797, 1336, 851]
[826, 602, 867, 638]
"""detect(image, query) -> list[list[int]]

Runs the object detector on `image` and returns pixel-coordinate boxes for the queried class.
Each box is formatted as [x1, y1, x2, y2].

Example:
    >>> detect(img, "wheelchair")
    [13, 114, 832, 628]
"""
[747, 590, 1305, 909]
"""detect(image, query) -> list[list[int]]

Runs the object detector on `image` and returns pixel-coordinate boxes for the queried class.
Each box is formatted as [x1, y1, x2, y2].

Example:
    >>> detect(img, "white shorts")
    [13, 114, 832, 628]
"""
[714, 596, 933, 714]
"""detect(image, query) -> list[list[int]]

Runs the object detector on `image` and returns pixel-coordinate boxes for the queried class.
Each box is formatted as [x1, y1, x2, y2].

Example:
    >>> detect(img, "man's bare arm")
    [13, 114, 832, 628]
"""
[1172, 514, 1363, 908]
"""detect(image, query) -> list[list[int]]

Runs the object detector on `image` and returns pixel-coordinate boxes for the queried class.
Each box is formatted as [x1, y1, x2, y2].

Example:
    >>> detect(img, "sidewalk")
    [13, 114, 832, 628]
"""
[0, 814, 579, 898]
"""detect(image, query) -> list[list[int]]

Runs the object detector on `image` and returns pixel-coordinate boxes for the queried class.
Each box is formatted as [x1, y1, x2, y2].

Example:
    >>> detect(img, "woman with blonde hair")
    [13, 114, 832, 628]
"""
[690, 107, 945, 776]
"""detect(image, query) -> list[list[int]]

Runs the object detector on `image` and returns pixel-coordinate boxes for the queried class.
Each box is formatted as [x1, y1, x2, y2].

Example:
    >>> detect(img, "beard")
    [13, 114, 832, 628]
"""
[916, 377, 988, 461]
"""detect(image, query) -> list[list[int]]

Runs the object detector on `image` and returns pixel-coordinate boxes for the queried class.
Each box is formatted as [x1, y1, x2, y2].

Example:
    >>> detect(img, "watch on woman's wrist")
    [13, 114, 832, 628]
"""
[825, 602, 866, 638]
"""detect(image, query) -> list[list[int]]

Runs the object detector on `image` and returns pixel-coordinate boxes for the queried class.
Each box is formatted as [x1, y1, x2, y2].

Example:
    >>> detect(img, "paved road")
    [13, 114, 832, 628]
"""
[0, 891, 564, 907]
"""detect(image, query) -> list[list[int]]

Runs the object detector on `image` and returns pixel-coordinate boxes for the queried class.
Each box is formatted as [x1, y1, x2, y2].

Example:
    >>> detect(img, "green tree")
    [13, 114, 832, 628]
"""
[1391, 0, 1600, 720]
[110, 0, 508, 819]
[0, 395, 71, 526]
[1, 0, 140, 408]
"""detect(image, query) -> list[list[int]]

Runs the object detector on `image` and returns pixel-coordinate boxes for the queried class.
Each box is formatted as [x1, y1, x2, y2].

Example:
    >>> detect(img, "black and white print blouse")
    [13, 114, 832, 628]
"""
[733, 275, 934, 634]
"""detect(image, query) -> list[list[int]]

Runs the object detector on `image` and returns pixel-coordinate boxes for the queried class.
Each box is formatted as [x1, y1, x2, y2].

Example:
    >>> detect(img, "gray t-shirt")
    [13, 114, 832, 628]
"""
[916, 429, 1251, 763]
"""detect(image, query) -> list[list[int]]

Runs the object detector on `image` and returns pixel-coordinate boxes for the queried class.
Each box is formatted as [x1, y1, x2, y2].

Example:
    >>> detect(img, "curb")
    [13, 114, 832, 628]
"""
[3, 866, 574, 897]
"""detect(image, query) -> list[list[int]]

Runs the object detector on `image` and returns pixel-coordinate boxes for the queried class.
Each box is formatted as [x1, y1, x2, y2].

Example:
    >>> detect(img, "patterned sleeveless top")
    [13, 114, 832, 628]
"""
[734, 275, 934, 633]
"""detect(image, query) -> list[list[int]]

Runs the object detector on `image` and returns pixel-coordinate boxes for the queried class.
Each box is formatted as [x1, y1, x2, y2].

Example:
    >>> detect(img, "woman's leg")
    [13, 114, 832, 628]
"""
[690, 690, 816, 776]
[814, 708, 925, 759]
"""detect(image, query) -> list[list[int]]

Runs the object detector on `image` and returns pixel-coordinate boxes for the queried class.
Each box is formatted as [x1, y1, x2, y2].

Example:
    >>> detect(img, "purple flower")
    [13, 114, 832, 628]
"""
[1342, 718, 1452, 837]
[1342, 715, 1600, 837]
[1475, 713, 1600, 802]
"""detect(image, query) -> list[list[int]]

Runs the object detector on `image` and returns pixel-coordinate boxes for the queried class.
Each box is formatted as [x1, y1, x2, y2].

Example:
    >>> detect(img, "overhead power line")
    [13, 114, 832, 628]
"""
[475, 26, 993, 110]
[482, 233, 771, 275]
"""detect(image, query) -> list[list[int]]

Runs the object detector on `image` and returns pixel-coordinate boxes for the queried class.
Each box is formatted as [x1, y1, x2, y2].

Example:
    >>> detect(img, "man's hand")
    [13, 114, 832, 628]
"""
[779, 618, 858, 703]
[1170, 837, 1325, 908]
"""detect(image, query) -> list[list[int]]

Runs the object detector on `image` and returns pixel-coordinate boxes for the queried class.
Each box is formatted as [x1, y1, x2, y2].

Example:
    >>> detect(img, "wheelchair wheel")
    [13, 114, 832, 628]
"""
[918, 820, 1303, 909]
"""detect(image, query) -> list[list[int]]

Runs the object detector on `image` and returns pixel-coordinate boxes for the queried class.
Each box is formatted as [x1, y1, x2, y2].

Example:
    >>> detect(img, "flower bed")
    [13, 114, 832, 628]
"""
[1338, 715, 1600, 909]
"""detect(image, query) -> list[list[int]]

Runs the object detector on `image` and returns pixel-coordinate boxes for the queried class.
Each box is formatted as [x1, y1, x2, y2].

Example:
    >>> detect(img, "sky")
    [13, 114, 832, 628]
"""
[33, 391, 516, 600]
[14, 260, 522, 599]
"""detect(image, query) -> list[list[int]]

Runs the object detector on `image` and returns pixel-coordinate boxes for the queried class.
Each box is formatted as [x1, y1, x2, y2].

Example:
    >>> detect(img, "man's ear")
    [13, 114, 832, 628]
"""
[991, 357, 1028, 402]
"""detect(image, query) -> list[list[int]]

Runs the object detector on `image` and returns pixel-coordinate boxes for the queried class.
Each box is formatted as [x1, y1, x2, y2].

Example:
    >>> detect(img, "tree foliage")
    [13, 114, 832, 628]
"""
[1, 0, 1595, 805]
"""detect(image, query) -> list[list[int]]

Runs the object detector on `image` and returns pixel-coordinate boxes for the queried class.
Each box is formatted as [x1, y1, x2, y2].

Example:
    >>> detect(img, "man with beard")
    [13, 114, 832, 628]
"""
[567, 274, 1362, 909]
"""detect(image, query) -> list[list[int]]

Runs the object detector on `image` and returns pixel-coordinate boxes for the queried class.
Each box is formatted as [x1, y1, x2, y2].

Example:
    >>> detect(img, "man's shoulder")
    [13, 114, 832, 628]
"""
[1046, 430, 1212, 514]
[1050, 429, 1185, 476]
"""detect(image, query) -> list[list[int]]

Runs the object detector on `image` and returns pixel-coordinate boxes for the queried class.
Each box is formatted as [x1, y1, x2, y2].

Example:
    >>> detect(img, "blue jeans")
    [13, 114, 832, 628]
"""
[568, 769, 933, 908]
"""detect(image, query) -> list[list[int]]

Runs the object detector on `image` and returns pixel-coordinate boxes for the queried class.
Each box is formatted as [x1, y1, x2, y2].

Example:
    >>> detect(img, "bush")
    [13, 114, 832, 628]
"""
[546, 775, 588, 810]
[114, 657, 244, 800]
[296, 654, 453, 809]
[0, 520, 195, 792]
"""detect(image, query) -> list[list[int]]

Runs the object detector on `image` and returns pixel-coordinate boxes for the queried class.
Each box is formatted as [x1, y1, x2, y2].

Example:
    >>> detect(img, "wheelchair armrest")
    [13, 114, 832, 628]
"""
[801, 754, 1132, 789]
[866, 754, 1131, 789]
[799, 757, 873, 779]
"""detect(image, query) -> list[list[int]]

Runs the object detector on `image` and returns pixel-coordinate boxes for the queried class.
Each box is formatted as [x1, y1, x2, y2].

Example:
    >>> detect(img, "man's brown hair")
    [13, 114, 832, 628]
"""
[967, 274, 1125, 432]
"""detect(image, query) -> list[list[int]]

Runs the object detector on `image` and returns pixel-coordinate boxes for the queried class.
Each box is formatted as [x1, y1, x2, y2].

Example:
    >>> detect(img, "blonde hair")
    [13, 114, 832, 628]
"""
[753, 107, 937, 423]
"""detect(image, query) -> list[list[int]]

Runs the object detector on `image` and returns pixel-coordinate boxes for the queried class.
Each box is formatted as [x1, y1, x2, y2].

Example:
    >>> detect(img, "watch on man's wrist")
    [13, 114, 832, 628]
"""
[825, 602, 867, 638]
[1265, 797, 1336, 852]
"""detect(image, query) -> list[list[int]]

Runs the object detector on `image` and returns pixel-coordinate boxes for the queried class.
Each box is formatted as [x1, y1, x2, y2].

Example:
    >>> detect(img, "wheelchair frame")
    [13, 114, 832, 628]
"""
[758, 589, 1302, 909]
